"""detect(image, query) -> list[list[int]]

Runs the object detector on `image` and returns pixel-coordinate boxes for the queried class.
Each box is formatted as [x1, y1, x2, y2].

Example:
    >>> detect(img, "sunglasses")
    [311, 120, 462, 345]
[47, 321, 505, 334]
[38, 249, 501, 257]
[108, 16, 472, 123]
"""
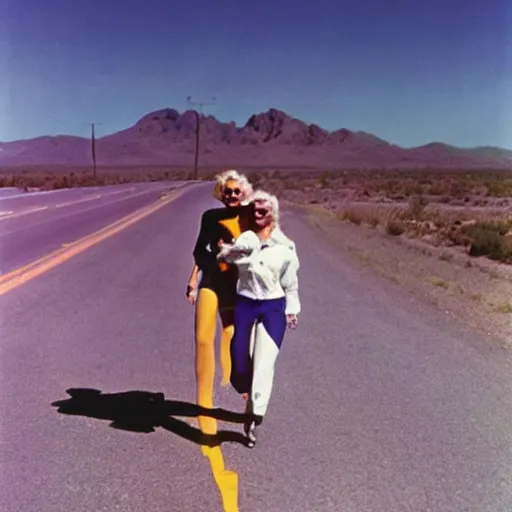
[223, 187, 241, 197]
[254, 207, 269, 216]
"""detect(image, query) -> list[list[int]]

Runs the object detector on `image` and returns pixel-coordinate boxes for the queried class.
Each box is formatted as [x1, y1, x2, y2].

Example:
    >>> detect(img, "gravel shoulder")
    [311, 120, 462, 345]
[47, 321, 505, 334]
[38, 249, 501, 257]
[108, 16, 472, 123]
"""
[294, 202, 512, 346]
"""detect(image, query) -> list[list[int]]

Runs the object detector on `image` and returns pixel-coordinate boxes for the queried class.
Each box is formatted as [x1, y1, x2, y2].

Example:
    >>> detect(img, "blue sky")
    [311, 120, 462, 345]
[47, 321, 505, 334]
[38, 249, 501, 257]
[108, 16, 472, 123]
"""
[1, 0, 511, 148]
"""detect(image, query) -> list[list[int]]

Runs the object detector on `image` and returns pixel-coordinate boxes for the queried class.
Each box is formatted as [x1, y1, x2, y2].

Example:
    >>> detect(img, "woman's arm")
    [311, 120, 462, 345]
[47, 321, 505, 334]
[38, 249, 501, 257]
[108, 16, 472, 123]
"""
[188, 264, 199, 282]
[217, 231, 259, 263]
[192, 211, 216, 271]
[217, 242, 250, 263]
[185, 263, 200, 305]
[187, 210, 214, 305]
[280, 243, 301, 317]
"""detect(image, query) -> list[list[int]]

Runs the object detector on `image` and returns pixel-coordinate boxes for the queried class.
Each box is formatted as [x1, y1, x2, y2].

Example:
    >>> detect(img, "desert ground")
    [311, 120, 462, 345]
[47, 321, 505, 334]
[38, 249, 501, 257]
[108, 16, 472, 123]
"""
[2, 165, 511, 344]
[250, 167, 512, 344]
[2, 167, 512, 511]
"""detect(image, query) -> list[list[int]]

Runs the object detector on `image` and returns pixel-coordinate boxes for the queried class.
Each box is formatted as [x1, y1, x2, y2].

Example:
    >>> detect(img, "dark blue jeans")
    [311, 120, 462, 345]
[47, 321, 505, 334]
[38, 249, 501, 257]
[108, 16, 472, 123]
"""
[230, 294, 287, 411]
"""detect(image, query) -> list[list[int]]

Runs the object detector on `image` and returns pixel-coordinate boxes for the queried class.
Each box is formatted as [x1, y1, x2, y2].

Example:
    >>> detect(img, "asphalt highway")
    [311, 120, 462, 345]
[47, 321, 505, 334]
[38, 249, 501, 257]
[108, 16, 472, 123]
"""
[0, 182, 184, 274]
[1, 182, 512, 512]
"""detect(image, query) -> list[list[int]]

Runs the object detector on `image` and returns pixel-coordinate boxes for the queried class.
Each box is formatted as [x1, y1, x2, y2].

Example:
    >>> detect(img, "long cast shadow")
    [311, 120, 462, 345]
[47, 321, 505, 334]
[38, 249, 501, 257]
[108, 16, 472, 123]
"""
[51, 388, 251, 448]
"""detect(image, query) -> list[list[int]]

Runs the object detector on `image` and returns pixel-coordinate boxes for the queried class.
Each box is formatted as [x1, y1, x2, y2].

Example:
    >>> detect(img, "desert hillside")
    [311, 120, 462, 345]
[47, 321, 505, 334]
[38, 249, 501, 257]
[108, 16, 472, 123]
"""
[1, 108, 511, 170]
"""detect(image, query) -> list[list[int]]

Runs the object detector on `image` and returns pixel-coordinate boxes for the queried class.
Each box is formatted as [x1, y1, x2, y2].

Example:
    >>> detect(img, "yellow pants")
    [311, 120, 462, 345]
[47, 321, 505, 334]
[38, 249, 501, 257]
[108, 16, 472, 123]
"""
[195, 286, 247, 511]
[195, 287, 234, 437]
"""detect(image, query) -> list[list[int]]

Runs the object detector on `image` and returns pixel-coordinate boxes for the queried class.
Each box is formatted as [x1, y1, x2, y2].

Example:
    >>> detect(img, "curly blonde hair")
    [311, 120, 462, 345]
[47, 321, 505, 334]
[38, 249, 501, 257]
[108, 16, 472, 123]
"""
[250, 189, 280, 226]
[212, 169, 253, 204]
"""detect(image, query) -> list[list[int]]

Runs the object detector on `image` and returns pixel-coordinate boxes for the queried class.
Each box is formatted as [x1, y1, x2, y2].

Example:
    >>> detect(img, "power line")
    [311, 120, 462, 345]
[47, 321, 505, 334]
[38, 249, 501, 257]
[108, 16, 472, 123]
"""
[186, 96, 216, 180]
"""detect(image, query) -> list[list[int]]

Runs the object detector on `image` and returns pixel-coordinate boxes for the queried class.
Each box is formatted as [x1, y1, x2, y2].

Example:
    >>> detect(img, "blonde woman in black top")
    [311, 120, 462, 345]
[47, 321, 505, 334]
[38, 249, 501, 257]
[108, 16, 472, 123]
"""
[186, 170, 253, 442]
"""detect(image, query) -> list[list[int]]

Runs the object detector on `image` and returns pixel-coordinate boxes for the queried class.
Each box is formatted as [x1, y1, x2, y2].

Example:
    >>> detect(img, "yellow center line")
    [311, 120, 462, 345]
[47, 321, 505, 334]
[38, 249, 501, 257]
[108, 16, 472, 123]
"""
[0, 187, 185, 284]
[204, 446, 239, 512]
[0, 187, 187, 296]
[0, 202, 156, 284]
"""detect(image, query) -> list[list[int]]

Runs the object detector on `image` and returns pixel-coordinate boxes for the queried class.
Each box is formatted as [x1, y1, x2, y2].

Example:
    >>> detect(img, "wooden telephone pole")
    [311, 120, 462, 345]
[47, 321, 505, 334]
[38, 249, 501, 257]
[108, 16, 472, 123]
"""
[186, 96, 216, 180]
[87, 122, 101, 180]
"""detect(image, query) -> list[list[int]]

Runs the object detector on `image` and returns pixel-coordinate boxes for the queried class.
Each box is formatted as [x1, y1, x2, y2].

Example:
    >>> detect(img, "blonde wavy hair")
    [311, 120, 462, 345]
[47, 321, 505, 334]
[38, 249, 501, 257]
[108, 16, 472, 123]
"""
[212, 169, 253, 204]
[250, 189, 280, 226]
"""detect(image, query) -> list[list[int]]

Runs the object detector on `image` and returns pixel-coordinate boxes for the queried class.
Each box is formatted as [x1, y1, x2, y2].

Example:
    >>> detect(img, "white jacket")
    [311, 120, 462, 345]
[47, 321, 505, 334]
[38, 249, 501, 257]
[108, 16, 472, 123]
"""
[217, 228, 301, 316]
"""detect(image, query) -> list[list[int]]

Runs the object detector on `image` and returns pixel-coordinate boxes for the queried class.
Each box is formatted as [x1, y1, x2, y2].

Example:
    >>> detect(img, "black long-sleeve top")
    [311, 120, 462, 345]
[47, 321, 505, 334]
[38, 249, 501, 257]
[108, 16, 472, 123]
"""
[193, 205, 251, 279]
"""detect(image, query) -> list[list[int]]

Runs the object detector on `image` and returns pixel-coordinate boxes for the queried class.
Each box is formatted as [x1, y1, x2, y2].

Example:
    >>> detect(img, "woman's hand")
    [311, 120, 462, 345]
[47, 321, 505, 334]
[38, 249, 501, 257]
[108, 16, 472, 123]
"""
[186, 264, 200, 306]
[286, 314, 298, 330]
[217, 238, 252, 262]
[186, 280, 197, 306]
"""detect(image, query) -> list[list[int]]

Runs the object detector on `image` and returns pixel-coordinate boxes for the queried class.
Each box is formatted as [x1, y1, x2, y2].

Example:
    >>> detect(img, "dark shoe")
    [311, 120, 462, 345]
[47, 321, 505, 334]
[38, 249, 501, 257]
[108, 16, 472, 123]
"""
[243, 399, 256, 448]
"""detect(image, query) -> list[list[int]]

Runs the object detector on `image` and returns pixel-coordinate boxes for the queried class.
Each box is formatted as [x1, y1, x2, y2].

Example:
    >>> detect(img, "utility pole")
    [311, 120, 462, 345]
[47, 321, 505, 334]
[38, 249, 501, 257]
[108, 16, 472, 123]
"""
[87, 122, 101, 180]
[186, 96, 216, 180]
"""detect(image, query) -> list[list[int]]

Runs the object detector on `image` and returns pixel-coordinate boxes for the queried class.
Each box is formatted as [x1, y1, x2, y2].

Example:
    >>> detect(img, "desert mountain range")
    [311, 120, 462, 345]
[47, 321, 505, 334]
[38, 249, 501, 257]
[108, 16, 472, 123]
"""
[1, 108, 511, 170]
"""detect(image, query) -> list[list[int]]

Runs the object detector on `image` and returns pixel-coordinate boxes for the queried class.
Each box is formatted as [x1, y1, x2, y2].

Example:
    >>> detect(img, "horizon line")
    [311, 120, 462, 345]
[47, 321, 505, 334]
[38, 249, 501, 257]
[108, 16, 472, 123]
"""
[1, 106, 511, 152]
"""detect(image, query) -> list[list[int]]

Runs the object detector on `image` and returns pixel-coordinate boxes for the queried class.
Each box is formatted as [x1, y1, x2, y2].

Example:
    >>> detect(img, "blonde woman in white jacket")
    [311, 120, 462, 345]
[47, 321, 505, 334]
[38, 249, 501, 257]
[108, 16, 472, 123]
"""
[217, 190, 300, 447]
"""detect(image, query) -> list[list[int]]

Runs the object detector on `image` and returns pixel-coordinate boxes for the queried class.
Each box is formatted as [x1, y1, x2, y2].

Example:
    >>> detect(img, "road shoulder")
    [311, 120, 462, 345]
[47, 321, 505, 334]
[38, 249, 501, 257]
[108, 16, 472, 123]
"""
[291, 203, 512, 347]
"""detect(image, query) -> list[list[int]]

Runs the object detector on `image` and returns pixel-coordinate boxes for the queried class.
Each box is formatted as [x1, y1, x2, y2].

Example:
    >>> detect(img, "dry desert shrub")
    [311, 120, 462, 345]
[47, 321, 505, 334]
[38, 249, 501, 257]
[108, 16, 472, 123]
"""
[460, 221, 512, 262]
[330, 197, 512, 263]
[3, 165, 512, 264]
[386, 220, 406, 236]
[334, 203, 388, 225]
[248, 167, 512, 265]
[0, 166, 195, 189]
[242, 168, 511, 211]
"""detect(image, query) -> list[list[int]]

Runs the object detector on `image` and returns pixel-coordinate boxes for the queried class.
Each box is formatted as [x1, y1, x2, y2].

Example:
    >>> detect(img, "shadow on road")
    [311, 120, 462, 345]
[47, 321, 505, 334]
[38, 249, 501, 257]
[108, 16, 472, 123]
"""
[51, 387, 251, 448]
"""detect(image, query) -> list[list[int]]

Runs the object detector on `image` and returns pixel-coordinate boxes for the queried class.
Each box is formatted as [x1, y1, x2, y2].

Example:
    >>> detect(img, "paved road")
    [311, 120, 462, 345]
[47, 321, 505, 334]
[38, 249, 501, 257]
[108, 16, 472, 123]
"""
[1, 182, 512, 512]
[0, 182, 184, 274]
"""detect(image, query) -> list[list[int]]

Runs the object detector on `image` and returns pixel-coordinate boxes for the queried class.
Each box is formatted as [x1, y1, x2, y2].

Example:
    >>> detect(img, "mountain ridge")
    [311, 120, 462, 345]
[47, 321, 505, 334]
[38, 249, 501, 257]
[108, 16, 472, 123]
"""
[1, 108, 511, 170]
